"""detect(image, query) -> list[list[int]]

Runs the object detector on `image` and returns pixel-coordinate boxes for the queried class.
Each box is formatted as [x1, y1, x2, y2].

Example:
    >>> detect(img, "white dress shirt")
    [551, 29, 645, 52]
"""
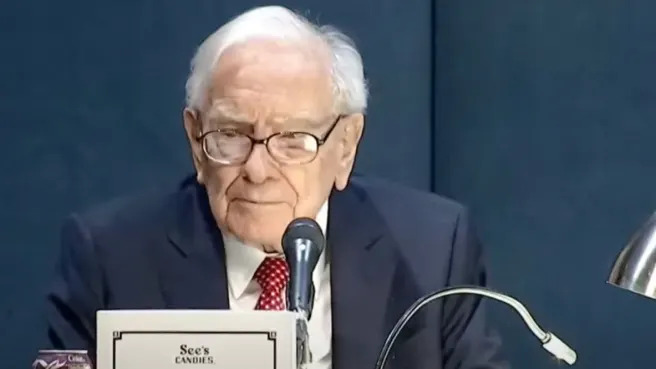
[223, 202, 332, 369]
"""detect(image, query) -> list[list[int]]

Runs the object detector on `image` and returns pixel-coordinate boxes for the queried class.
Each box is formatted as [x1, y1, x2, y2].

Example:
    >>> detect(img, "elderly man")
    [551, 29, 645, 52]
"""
[45, 5, 508, 369]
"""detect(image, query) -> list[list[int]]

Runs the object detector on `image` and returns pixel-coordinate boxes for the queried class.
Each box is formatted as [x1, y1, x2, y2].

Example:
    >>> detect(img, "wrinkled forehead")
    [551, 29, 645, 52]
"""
[204, 99, 326, 126]
[203, 39, 335, 125]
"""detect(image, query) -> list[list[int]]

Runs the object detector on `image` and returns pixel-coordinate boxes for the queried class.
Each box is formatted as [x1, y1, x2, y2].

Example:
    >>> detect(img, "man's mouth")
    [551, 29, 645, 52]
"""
[234, 198, 283, 205]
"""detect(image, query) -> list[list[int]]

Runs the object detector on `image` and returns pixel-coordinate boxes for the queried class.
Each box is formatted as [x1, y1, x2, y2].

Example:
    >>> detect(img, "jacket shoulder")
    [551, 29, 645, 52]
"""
[349, 175, 466, 222]
[348, 176, 475, 290]
[67, 176, 196, 240]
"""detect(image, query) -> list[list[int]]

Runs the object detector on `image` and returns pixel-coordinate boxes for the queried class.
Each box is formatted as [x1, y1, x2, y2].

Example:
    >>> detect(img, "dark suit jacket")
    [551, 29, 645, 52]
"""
[45, 175, 509, 369]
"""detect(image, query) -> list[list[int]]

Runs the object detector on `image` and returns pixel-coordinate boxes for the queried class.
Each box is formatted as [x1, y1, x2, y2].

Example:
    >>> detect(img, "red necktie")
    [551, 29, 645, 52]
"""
[253, 257, 290, 310]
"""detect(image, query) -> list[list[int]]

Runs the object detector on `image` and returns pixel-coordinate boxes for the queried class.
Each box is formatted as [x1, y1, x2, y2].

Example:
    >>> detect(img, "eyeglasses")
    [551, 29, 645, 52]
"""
[197, 115, 344, 165]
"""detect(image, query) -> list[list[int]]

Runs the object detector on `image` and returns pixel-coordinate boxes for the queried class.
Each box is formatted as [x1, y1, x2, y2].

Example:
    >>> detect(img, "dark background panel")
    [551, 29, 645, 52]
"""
[0, 1, 432, 366]
[4, 0, 656, 368]
[434, 1, 656, 368]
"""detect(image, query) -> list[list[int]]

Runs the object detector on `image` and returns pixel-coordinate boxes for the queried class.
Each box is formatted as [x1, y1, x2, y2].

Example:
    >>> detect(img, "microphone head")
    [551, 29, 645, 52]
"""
[282, 217, 325, 258]
[281, 217, 325, 317]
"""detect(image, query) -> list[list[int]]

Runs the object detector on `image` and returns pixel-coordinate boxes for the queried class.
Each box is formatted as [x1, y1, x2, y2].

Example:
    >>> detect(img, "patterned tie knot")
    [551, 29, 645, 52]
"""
[254, 257, 290, 310]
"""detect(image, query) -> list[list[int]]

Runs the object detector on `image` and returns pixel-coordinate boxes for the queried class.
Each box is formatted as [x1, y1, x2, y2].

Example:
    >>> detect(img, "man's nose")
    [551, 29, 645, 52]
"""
[241, 144, 273, 184]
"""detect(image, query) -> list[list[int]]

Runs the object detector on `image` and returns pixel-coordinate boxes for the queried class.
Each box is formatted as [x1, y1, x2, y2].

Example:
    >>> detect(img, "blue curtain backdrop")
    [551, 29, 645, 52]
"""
[1, 1, 655, 368]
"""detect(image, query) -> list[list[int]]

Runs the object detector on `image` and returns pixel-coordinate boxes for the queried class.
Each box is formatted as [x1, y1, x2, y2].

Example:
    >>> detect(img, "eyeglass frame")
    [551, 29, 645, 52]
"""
[195, 114, 346, 165]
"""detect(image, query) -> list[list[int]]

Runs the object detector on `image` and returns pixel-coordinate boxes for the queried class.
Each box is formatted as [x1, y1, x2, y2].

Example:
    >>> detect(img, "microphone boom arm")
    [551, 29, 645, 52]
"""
[374, 286, 577, 369]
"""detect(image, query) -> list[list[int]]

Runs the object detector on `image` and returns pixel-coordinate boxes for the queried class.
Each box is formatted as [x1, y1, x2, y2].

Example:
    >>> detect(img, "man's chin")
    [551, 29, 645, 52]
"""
[224, 201, 294, 247]
[225, 218, 289, 251]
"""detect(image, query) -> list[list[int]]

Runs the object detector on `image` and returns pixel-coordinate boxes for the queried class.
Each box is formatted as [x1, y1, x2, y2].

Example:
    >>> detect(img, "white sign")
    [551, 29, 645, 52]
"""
[96, 310, 296, 369]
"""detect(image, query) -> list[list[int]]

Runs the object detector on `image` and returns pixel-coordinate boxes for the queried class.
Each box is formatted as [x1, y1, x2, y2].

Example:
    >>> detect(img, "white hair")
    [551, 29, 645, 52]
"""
[184, 6, 368, 115]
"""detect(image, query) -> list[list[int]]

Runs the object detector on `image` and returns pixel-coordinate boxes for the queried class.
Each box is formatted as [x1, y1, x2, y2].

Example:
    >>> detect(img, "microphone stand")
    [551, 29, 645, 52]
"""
[294, 311, 312, 369]
[290, 285, 315, 369]
[374, 285, 577, 369]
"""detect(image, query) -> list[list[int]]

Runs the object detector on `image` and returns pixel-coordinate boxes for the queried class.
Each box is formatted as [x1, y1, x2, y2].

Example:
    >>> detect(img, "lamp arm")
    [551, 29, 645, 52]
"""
[374, 286, 577, 369]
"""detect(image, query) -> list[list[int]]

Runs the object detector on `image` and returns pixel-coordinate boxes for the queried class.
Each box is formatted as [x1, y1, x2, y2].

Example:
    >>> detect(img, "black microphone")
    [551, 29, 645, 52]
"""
[282, 217, 325, 319]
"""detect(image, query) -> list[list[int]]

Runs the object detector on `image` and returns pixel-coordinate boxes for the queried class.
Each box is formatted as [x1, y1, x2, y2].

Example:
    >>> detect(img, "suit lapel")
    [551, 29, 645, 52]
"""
[160, 177, 412, 367]
[162, 178, 230, 309]
[329, 179, 400, 369]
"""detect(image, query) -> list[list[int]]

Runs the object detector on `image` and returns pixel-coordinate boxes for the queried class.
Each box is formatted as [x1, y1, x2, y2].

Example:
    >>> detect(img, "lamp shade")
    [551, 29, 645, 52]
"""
[608, 212, 656, 299]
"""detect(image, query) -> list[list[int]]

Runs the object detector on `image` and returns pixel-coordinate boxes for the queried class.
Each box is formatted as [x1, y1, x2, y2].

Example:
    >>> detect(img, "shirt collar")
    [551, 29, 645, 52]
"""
[223, 201, 329, 300]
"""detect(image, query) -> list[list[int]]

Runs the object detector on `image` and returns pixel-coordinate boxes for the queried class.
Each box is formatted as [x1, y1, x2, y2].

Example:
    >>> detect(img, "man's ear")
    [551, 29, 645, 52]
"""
[334, 113, 364, 190]
[183, 108, 206, 184]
